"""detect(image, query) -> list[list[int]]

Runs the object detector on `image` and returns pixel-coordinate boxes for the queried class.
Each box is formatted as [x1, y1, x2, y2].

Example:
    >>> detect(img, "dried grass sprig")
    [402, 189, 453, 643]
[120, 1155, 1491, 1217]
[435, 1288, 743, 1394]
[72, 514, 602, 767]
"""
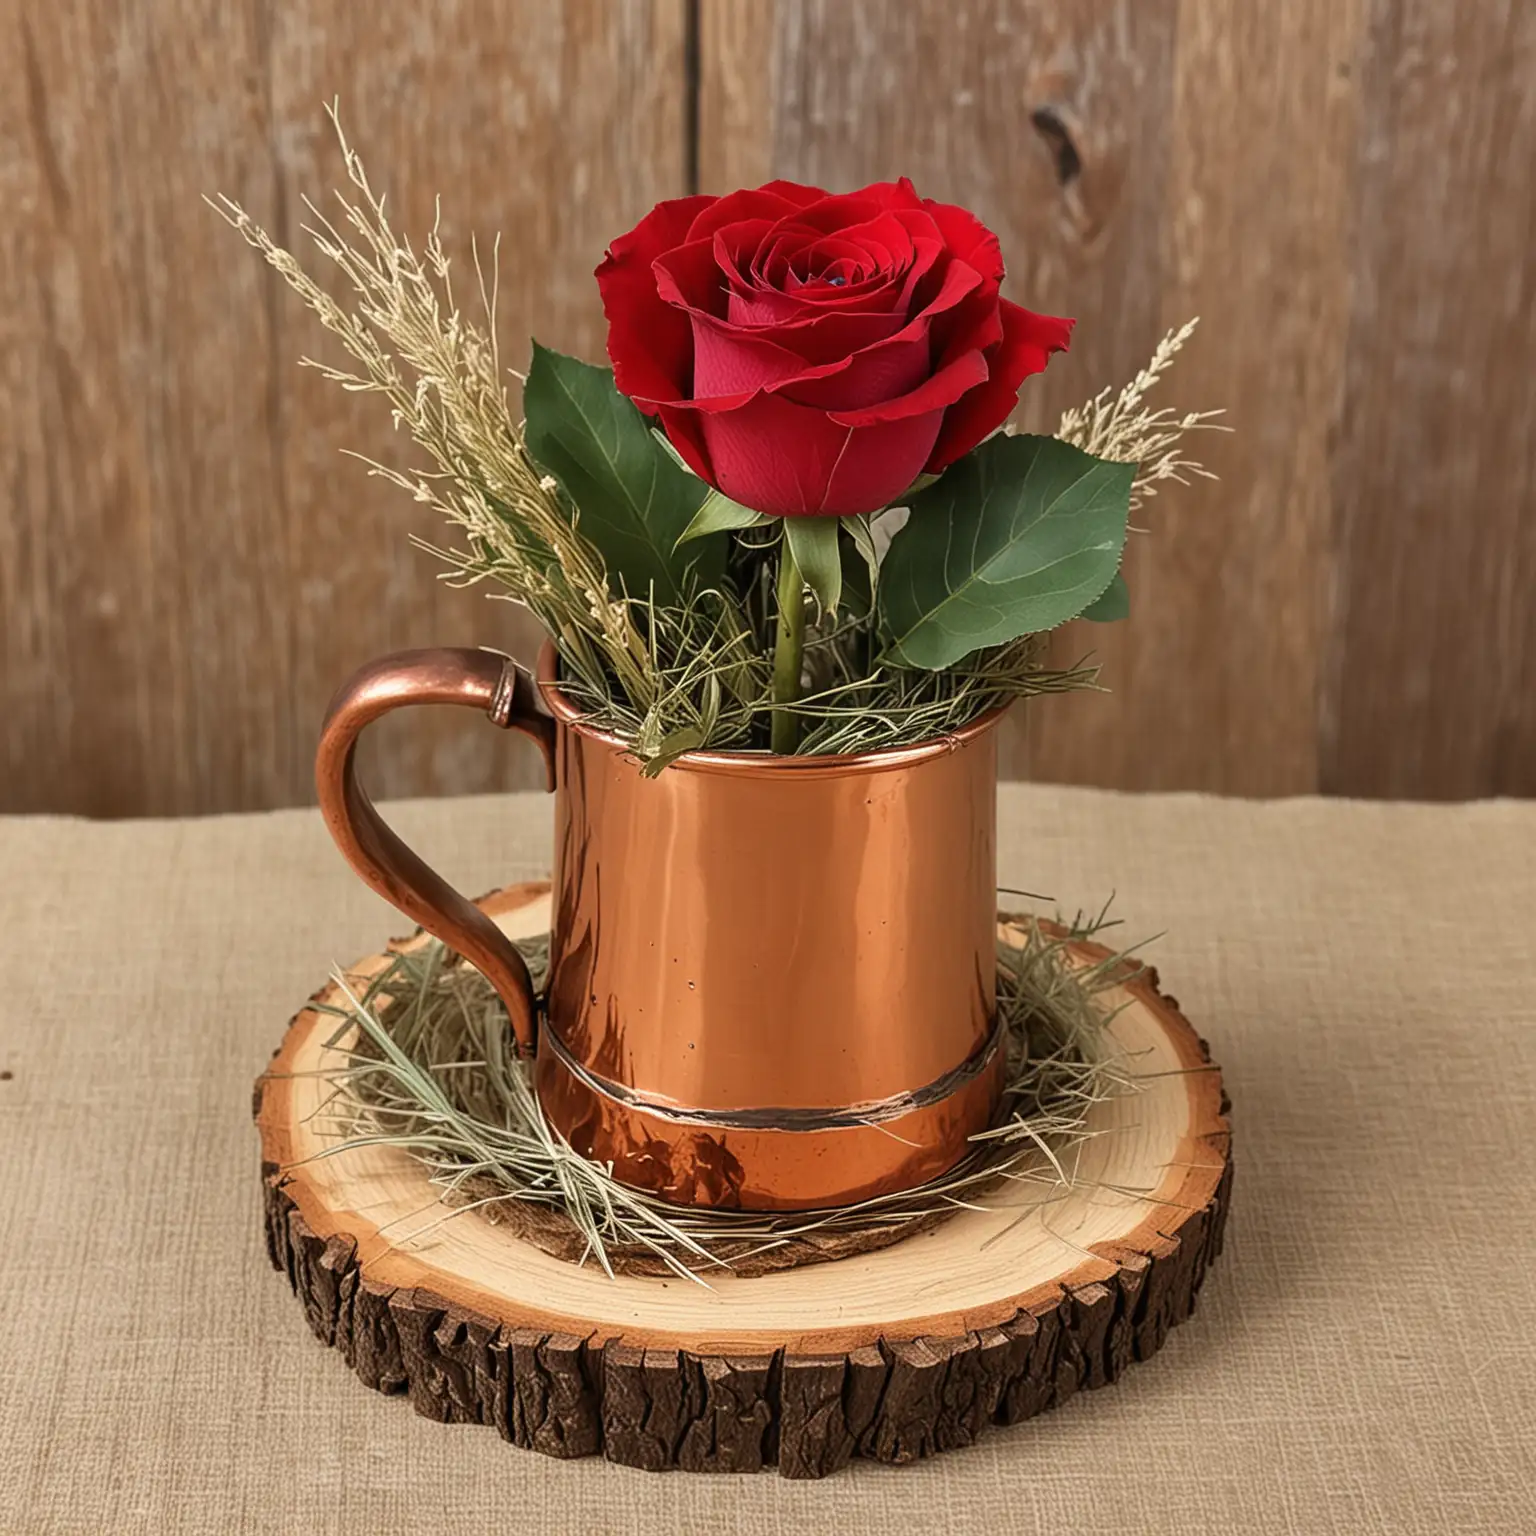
[288, 910, 1143, 1283]
[210, 104, 697, 729]
[1047, 318, 1228, 512]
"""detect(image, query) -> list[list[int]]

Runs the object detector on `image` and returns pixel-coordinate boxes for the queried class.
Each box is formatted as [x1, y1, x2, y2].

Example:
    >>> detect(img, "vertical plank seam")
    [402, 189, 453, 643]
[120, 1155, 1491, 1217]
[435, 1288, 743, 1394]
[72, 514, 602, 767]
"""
[256, 0, 299, 806]
[683, 0, 702, 195]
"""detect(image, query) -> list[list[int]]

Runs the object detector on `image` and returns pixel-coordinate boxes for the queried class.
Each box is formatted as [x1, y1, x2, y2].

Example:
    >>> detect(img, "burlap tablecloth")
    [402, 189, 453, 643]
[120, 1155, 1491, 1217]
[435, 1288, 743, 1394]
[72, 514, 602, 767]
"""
[1, 786, 1532, 1534]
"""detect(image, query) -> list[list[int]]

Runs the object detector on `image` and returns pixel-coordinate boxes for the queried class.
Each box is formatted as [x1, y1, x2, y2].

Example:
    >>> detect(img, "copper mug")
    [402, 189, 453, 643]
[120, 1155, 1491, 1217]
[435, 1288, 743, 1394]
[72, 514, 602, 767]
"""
[316, 643, 1005, 1211]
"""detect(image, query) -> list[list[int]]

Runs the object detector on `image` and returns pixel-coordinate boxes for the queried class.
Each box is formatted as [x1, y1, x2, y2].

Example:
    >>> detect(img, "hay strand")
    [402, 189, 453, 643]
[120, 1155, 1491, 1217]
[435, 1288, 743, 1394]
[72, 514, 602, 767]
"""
[282, 910, 1144, 1284]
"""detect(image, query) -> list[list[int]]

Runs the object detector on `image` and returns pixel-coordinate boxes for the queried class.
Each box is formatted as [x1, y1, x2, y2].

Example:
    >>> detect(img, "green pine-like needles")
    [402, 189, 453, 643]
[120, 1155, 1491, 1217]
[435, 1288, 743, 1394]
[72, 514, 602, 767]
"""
[521, 342, 1136, 751]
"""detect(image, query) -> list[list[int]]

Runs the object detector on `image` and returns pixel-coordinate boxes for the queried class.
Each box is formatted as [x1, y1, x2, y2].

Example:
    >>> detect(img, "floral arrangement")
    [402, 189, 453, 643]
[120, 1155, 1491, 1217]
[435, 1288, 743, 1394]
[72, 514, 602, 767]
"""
[217, 112, 1219, 766]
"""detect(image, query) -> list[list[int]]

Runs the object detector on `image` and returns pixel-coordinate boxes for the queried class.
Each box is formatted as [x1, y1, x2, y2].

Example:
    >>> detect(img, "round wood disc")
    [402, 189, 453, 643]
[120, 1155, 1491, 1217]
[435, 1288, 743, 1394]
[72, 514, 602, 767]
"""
[256, 882, 1231, 1477]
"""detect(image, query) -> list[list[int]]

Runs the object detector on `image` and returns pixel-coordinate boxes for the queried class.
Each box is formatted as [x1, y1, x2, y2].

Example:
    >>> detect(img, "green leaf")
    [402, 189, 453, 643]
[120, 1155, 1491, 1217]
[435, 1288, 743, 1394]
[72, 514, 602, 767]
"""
[675, 489, 770, 548]
[877, 434, 1134, 670]
[840, 533, 873, 620]
[1080, 570, 1129, 623]
[834, 514, 879, 619]
[784, 516, 842, 616]
[650, 426, 700, 477]
[844, 514, 879, 593]
[523, 343, 720, 599]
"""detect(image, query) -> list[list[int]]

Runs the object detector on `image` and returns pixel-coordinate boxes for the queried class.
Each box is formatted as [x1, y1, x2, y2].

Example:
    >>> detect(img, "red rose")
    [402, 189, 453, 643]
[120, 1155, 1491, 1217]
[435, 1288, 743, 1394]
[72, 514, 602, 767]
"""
[596, 179, 1072, 518]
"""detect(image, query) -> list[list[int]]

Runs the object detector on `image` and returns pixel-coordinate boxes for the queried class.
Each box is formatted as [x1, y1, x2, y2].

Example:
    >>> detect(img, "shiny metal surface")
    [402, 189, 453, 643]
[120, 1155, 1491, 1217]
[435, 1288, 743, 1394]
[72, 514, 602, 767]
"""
[313, 646, 554, 1056]
[315, 640, 1005, 1210]
[534, 644, 1004, 1208]
[534, 1030, 1006, 1211]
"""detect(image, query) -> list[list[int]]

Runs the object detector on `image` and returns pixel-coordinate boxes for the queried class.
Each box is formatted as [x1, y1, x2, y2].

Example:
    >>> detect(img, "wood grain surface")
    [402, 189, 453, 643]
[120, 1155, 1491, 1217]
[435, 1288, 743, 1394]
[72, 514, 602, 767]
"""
[3, 0, 1533, 811]
[0, 0, 688, 814]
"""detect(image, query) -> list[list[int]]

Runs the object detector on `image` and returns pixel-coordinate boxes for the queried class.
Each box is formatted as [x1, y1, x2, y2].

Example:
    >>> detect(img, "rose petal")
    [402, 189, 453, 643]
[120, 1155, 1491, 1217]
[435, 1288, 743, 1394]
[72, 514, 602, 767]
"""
[761, 210, 913, 281]
[702, 240, 975, 386]
[860, 177, 928, 213]
[803, 213, 914, 271]
[654, 402, 716, 481]
[659, 250, 910, 351]
[727, 222, 909, 325]
[925, 300, 1074, 470]
[747, 238, 906, 320]
[779, 190, 891, 236]
[693, 389, 946, 516]
[652, 236, 731, 318]
[596, 193, 717, 404]
[733, 271, 904, 325]
[713, 219, 779, 297]
[927, 261, 1005, 369]
[691, 316, 814, 396]
[600, 194, 717, 268]
[786, 236, 879, 286]
[730, 283, 902, 326]
[828, 345, 990, 427]
[690, 306, 910, 391]
[775, 330, 931, 410]
[769, 258, 983, 408]
[921, 197, 1005, 283]
[734, 216, 940, 330]
[682, 182, 824, 245]
[705, 214, 915, 329]
[896, 233, 946, 311]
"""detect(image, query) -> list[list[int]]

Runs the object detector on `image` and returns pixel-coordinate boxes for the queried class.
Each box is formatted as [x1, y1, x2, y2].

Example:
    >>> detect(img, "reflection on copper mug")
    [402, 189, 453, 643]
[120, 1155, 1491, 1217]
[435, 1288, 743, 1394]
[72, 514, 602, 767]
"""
[315, 642, 1004, 1211]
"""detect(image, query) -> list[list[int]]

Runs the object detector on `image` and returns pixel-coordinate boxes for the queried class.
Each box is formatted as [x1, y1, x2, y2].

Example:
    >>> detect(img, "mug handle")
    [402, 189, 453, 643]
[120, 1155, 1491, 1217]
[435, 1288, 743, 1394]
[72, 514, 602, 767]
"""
[314, 647, 556, 1057]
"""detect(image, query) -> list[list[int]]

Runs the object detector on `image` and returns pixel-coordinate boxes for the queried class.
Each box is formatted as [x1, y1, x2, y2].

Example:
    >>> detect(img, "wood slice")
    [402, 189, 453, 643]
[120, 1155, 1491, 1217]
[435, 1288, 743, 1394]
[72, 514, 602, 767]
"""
[255, 882, 1232, 1477]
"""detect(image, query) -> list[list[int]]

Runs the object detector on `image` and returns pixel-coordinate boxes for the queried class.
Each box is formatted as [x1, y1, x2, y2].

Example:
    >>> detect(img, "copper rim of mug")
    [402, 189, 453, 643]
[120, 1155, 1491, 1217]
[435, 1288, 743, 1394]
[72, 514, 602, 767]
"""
[531, 640, 1006, 779]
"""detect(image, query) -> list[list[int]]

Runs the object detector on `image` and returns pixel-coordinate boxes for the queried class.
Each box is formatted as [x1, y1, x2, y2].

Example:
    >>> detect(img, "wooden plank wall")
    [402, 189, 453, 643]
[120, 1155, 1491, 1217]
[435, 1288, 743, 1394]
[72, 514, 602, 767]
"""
[0, 0, 687, 814]
[3, 0, 1533, 813]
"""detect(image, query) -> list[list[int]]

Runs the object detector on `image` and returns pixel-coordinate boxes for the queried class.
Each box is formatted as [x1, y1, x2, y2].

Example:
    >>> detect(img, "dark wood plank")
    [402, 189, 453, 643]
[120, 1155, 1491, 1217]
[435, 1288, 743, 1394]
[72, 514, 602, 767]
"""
[1024, 0, 1365, 795]
[0, 0, 688, 814]
[1322, 0, 1536, 797]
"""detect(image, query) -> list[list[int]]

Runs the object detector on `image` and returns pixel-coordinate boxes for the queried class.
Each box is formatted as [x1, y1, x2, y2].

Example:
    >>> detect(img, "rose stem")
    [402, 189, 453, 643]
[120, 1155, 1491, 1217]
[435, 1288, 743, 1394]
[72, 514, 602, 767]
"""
[770, 537, 806, 754]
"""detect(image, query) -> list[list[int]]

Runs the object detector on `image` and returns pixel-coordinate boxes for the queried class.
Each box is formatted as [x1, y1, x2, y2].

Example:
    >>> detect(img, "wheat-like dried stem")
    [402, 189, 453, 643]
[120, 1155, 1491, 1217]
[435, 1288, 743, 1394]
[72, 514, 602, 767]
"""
[209, 105, 664, 705]
[1049, 318, 1228, 512]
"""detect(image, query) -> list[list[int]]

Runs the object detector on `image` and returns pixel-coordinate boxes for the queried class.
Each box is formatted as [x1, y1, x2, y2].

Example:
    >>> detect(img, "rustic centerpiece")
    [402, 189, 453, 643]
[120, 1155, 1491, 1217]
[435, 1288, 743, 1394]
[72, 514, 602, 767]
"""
[227, 113, 1229, 1474]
